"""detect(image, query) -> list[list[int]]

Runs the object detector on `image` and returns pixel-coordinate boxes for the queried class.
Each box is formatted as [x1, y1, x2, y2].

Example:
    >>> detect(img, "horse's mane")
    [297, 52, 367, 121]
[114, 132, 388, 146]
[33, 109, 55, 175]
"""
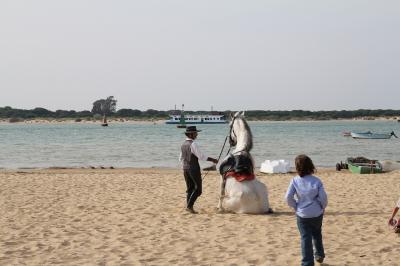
[234, 116, 253, 152]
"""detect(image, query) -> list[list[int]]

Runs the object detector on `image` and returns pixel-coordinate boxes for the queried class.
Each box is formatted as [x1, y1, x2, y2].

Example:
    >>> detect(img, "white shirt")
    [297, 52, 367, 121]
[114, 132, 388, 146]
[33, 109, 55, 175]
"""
[179, 138, 208, 162]
[397, 198, 400, 208]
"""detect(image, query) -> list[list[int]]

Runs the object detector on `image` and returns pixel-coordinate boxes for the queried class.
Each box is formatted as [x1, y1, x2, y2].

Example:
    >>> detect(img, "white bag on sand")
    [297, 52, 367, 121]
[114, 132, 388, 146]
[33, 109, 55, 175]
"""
[260, 159, 290, 174]
[223, 178, 270, 214]
[380, 160, 400, 172]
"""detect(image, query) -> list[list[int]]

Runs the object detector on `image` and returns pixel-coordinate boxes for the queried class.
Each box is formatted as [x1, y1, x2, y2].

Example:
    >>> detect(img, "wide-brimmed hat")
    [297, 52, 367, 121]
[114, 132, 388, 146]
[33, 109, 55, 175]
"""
[185, 126, 202, 133]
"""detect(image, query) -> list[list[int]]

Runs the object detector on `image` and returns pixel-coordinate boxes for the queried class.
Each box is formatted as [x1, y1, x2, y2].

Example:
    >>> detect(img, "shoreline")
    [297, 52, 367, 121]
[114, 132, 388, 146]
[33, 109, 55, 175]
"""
[0, 118, 166, 125]
[0, 166, 180, 172]
[0, 166, 348, 174]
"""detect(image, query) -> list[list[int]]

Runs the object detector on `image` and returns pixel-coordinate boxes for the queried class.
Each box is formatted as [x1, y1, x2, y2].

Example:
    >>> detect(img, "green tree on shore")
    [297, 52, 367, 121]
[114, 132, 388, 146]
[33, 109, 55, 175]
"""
[91, 96, 117, 116]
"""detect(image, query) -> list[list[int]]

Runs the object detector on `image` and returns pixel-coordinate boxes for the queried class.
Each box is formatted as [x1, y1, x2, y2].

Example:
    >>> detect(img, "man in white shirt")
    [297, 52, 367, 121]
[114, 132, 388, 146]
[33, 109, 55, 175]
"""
[180, 126, 218, 214]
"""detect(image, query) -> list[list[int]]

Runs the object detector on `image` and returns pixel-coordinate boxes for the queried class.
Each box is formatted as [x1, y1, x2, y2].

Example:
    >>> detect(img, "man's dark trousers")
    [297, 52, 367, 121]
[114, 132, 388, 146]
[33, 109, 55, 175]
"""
[184, 168, 202, 209]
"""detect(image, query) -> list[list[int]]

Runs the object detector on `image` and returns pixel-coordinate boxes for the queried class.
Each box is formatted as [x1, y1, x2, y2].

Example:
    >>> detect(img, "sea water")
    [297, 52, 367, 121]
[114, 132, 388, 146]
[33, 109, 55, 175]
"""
[0, 120, 399, 169]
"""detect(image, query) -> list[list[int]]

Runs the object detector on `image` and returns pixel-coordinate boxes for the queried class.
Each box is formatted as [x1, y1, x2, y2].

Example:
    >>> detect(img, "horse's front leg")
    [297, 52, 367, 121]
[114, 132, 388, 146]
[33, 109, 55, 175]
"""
[217, 176, 226, 212]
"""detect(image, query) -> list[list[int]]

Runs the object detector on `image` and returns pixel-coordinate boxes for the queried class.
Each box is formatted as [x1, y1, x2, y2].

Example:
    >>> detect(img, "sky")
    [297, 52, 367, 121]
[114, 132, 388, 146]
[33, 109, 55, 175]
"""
[1, 1, 399, 112]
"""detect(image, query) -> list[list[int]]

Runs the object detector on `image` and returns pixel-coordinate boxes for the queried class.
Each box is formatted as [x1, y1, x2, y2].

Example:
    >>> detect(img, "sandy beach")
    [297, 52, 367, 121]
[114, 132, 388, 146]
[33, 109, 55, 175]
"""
[1, 168, 400, 265]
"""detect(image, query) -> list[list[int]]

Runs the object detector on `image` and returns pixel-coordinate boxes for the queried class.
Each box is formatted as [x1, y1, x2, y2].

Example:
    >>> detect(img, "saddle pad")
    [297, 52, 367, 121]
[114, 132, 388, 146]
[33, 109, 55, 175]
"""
[224, 171, 255, 182]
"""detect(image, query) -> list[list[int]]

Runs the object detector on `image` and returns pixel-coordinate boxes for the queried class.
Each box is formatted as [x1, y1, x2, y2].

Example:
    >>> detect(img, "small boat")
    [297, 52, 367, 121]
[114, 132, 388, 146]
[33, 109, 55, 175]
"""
[176, 104, 187, 128]
[101, 115, 108, 127]
[346, 157, 383, 174]
[176, 113, 187, 128]
[346, 131, 371, 137]
[342, 131, 351, 137]
[350, 131, 398, 139]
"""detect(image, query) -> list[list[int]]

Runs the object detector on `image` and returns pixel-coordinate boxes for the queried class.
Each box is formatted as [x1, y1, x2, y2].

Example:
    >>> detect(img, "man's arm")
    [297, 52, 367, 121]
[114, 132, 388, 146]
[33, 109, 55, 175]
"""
[206, 157, 219, 164]
[389, 206, 399, 225]
[191, 142, 218, 163]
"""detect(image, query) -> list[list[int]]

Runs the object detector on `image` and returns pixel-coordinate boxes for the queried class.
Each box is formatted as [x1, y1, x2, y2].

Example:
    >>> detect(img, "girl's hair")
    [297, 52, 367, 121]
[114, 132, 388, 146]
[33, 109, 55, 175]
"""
[295, 154, 315, 177]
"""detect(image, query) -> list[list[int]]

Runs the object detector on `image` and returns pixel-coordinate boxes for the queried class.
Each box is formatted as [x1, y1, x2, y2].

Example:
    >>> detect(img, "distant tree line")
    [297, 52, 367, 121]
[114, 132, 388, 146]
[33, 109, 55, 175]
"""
[0, 106, 170, 119]
[243, 109, 400, 120]
[1, 106, 400, 121]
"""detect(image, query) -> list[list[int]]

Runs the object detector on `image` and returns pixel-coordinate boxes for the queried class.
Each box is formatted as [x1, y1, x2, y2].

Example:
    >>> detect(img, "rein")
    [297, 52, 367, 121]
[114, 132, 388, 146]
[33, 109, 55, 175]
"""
[202, 135, 231, 179]
[201, 117, 236, 179]
[228, 116, 237, 147]
[217, 136, 231, 161]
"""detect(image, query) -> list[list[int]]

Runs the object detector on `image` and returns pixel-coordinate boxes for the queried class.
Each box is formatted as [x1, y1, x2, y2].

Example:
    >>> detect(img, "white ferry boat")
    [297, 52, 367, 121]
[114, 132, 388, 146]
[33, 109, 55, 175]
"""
[165, 113, 227, 124]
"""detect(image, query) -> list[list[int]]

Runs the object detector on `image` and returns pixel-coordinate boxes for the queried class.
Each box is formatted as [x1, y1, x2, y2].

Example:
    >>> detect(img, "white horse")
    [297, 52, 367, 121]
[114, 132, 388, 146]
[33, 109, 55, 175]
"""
[217, 111, 271, 214]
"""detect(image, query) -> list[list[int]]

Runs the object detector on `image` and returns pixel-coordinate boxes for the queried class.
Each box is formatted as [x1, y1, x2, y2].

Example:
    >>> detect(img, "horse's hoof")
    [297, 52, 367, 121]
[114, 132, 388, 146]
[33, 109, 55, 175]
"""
[265, 208, 274, 214]
[216, 208, 225, 214]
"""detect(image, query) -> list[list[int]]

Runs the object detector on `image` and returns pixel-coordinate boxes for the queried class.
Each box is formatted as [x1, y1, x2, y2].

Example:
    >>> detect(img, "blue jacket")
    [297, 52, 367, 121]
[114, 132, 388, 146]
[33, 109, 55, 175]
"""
[285, 175, 328, 218]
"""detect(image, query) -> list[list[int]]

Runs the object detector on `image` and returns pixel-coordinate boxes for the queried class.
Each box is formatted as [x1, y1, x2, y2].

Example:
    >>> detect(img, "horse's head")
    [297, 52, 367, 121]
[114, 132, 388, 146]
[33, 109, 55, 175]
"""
[229, 111, 252, 151]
